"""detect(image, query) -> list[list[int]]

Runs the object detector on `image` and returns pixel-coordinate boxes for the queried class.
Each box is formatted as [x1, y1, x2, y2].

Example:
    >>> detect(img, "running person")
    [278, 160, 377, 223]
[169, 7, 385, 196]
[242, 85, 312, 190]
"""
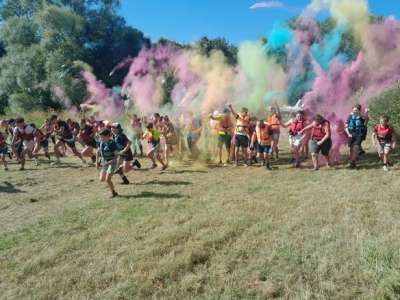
[143, 123, 167, 170]
[11, 118, 37, 170]
[0, 126, 8, 170]
[96, 128, 119, 198]
[53, 119, 86, 165]
[78, 119, 97, 164]
[229, 104, 250, 166]
[345, 105, 368, 169]
[111, 123, 141, 185]
[300, 114, 332, 171]
[372, 116, 396, 171]
[162, 116, 178, 166]
[128, 114, 144, 157]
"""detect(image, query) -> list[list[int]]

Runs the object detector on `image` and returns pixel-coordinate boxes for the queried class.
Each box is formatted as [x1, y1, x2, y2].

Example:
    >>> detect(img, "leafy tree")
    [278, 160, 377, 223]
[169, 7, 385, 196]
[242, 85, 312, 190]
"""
[195, 37, 238, 65]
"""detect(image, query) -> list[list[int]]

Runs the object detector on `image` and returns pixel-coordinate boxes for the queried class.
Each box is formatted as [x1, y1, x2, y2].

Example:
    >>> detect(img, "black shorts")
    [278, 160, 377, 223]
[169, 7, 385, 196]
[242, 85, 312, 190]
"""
[309, 138, 332, 156]
[40, 139, 49, 149]
[85, 139, 97, 149]
[257, 144, 272, 154]
[59, 138, 76, 149]
[120, 149, 134, 162]
[348, 135, 363, 147]
[235, 134, 249, 148]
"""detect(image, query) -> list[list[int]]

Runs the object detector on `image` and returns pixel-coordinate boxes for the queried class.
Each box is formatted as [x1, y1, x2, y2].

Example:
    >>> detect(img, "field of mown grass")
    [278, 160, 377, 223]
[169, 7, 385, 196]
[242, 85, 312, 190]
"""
[2, 143, 400, 299]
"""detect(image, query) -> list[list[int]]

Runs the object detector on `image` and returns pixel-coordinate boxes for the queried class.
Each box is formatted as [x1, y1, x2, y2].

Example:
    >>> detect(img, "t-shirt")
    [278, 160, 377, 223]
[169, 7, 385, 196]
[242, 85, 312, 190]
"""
[374, 124, 394, 143]
[79, 125, 94, 144]
[99, 140, 118, 161]
[113, 132, 129, 151]
[57, 121, 74, 140]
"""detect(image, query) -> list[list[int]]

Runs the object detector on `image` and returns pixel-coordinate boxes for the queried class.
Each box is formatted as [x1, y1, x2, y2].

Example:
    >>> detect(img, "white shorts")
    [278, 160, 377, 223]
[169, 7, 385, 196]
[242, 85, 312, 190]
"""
[289, 135, 303, 148]
[101, 159, 117, 175]
[376, 143, 392, 155]
[23, 140, 35, 152]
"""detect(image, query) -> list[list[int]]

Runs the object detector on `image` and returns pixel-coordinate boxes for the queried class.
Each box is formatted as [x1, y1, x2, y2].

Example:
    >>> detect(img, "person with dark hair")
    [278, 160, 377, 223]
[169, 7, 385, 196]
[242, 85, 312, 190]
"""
[78, 118, 97, 164]
[143, 123, 167, 170]
[96, 128, 119, 198]
[53, 119, 86, 165]
[11, 117, 37, 170]
[111, 122, 141, 185]
[372, 115, 396, 171]
[256, 118, 273, 170]
[345, 105, 368, 169]
[283, 110, 308, 168]
[300, 114, 332, 170]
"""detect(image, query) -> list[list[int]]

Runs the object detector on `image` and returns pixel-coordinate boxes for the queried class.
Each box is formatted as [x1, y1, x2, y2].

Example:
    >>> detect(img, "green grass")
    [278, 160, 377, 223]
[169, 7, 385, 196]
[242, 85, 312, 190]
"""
[2, 143, 400, 299]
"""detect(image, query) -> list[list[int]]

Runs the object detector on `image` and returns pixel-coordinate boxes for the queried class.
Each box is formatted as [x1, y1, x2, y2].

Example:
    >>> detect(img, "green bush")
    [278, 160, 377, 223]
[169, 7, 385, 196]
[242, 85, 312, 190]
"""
[369, 87, 400, 131]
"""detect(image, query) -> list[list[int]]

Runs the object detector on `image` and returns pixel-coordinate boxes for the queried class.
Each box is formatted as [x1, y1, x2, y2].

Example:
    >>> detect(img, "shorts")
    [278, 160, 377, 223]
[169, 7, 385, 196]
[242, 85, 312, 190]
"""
[376, 143, 392, 155]
[147, 142, 160, 155]
[84, 139, 97, 148]
[309, 138, 332, 156]
[101, 159, 117, 175]
[120, 149, 134, 162]
[40, 139, 49, 150]
[257, 144, 272, 154]
[235, 134, 249, 148]
[0, 146, 8, 156]
[289, 134, 303, 148]
[59, 137, 76, 149]
[218, 134, 231, 148]
[23, 140, 35, 152]
[271, 130, 280, 143]
[348, 135, 363, 147]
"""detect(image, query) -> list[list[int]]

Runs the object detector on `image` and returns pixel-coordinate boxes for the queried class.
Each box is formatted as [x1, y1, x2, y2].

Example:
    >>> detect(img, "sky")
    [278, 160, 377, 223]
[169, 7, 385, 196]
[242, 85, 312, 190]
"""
[120, 0, 400, 45]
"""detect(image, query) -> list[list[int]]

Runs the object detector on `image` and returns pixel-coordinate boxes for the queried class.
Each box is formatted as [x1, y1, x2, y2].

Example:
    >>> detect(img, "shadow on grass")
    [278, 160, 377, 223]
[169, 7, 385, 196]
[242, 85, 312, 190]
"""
[0, 182, 26, 194]
[168, 169, 207, 174]
[119, 191, 184, 199]
[137, 180, 192, 186]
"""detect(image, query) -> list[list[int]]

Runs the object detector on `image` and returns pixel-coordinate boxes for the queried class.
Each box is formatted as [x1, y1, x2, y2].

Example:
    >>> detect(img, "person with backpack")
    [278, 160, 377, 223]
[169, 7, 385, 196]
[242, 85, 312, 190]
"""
[372, 116, 396, 171]
[345, 105, 368, 169]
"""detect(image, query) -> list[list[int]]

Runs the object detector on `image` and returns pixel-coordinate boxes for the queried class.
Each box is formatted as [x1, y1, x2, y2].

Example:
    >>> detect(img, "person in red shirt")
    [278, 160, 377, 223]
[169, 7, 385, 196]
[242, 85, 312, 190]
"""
[372, 116, 396, 171]
[300, 114, 332, 171]
[282, 110, 308, 168]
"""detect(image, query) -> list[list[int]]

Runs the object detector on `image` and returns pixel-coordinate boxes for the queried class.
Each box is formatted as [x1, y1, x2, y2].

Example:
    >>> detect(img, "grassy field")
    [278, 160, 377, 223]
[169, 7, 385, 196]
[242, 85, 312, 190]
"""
[2, 143, 400, 299]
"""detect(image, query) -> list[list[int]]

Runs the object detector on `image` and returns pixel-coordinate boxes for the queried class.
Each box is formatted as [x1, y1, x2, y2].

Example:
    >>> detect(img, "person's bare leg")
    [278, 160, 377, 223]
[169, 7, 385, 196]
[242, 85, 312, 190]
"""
[311, 153, 318, 170]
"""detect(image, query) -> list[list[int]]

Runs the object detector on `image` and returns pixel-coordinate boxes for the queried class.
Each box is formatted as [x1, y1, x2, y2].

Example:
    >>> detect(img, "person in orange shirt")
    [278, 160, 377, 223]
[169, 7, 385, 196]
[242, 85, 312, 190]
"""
[210, 108, 234, 165]
[256, 119, 273, 170]
[267, 106, 282, 160]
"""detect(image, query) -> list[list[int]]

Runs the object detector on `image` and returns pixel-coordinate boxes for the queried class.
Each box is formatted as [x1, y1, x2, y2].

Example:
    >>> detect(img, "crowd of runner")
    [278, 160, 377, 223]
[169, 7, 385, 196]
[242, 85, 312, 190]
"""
[0, 103, 396, 197]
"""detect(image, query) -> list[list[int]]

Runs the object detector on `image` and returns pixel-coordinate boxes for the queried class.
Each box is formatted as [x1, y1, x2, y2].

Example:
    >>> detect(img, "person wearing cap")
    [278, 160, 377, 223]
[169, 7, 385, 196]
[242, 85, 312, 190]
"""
[96, 127, 119, 198]
[111, 123, 141, 185]
[210, 108, 233, 165]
